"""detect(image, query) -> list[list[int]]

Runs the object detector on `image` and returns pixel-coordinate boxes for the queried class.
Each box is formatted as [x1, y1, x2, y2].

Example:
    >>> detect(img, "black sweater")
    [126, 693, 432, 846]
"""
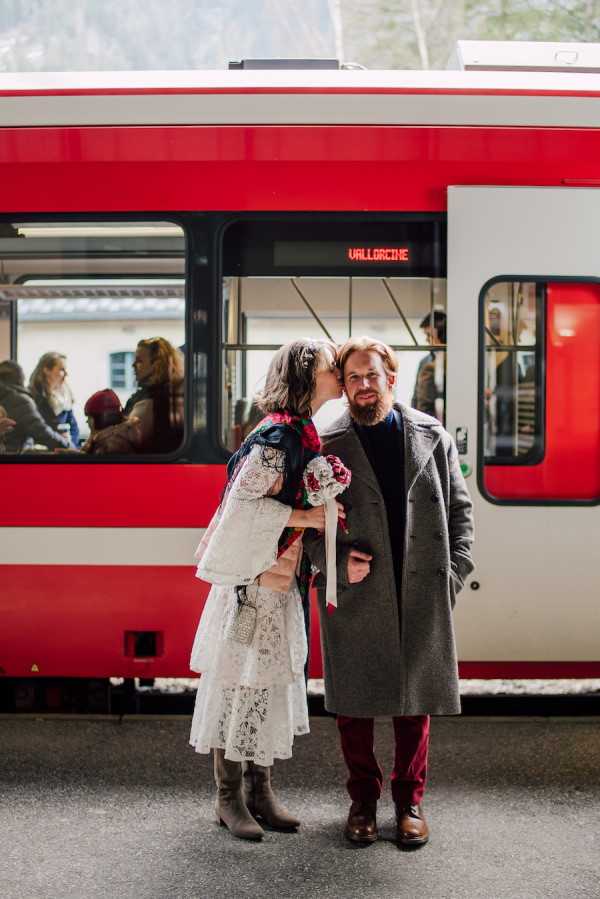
[354, 409, 406, 595]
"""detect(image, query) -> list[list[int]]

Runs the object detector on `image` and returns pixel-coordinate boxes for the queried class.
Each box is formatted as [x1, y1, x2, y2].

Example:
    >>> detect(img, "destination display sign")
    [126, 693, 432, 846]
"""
[274, 242, 413, 268]
[222, 216, 446, 277]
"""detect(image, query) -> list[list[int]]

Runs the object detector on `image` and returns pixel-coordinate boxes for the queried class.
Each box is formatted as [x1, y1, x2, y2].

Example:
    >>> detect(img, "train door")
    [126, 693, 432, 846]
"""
[447, 187, 600, 675]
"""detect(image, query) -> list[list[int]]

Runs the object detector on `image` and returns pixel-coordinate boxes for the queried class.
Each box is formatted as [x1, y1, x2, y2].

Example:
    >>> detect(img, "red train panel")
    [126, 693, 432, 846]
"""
[0, 565, 327, 679]
[1, 125, 600, 214]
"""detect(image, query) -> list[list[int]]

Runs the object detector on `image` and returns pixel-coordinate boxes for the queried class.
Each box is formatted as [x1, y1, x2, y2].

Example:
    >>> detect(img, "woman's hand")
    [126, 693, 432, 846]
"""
[288, 501, 346, 531]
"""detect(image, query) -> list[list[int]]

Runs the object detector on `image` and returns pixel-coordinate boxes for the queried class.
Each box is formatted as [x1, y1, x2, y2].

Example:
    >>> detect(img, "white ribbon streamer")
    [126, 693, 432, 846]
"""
[325, 498, 339, 608]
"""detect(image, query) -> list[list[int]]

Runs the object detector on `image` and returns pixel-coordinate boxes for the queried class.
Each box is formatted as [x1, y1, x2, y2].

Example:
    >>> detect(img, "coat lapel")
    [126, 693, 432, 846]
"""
[400, 404, 442, 492]
[321, 404, 442, 496]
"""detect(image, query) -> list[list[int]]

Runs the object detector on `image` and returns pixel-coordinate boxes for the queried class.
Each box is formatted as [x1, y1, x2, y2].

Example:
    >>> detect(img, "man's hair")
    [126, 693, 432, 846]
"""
[0, 359, 25, 387]
[337, 336, 398, 377]
[419, 310, 447, 343]
[256, 338, 336, 417]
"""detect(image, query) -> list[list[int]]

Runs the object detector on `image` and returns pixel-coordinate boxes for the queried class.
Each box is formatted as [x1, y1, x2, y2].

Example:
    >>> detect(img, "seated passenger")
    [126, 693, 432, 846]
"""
[29, 352, 81, 447]
[80, 389, 139, 455]
[0, 360, 70, 452]
[123, 337, 184, 453]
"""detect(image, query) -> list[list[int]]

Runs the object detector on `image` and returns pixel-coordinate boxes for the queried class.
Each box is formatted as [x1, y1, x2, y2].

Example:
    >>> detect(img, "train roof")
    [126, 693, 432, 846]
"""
[2, 69, 600, 128]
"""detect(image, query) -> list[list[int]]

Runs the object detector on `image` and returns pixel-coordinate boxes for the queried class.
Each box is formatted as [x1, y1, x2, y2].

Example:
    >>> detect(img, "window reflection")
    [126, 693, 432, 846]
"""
[483, 281, 542, 462]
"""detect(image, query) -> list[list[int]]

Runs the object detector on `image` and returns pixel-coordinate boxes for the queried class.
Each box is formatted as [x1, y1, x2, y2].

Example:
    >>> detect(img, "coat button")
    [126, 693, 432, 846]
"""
[435, 532, 444, 540]
[431, 495, 439, 503]
[438, 567, 446, 576]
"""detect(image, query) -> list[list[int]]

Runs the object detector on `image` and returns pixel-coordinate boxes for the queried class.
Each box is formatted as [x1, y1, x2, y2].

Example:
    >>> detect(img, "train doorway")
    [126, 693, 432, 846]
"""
[448, 186, 600, 674]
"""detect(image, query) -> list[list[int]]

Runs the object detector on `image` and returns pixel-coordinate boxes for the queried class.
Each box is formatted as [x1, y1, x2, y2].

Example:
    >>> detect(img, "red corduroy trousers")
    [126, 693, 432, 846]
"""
[336, 714, 430, 807]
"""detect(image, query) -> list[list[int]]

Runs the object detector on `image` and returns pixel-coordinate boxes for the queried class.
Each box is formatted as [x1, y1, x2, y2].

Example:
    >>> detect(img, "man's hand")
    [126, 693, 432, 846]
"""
[347, 549, 372, 584]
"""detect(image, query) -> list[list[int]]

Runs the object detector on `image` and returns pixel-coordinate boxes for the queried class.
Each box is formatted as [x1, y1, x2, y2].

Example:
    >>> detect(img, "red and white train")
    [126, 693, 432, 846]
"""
[1, 44, 599, 686]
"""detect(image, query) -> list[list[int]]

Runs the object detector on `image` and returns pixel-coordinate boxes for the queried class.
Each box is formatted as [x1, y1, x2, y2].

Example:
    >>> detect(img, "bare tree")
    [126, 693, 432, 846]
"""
[340, 0, 600, 70]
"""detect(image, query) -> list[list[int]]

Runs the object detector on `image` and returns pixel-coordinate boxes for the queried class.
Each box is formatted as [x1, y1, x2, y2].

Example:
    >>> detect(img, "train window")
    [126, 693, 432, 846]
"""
[221, 213, 446, 451]
[221, 276, 447, 449]
[482, 281, 543, 465]
[0, 220, 186, 458]
[221, 214, 446, 451]
[481, 279, 600, 503]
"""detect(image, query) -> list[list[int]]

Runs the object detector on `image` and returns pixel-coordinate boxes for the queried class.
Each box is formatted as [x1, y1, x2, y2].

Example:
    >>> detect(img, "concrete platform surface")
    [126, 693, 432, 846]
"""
[1, 716, 599, 899]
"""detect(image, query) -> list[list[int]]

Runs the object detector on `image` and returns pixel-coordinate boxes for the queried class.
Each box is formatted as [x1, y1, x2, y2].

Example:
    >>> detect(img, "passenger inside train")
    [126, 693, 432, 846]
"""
[411, 310, 446, 421]
[28, 351, 80, 448]
[121, 337, 185, 454]
[0, 360, 70, 452]
[0, 334, 185, 456]
[483, 287, 537, 460]
[80, 388, 138, 455]
[77, 338, 185, 455]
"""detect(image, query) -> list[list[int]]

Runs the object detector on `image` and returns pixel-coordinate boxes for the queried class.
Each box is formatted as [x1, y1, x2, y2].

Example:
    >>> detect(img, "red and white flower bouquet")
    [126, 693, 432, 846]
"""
[303, 454, 351, 609]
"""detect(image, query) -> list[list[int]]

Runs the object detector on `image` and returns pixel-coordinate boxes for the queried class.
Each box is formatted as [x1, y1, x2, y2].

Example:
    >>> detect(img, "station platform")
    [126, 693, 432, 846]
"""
[1, 715, 599, 899]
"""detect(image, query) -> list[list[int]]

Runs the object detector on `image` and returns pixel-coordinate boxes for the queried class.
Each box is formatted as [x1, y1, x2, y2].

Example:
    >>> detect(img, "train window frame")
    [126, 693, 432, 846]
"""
[480, 277, 546, 468]
[477, 273, 600, 508]
[215, 211, 448, 457]
[0, 213, 205, 465]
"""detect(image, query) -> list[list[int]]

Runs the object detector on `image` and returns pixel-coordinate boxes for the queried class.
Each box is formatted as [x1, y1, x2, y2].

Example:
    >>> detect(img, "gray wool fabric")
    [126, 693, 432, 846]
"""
[304, 403, 474, 718]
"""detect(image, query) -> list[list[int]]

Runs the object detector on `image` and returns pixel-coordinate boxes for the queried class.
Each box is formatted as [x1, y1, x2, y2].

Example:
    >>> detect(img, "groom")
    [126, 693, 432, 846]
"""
[305, 336, 474, 848]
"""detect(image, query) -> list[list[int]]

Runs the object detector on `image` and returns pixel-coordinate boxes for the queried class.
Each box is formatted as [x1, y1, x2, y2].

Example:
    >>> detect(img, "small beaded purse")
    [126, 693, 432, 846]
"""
[224, 583, 258, 645]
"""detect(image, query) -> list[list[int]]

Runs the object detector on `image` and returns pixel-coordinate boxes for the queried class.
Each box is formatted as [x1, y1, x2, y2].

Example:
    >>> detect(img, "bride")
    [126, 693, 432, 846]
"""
[189, 338, 343, 841]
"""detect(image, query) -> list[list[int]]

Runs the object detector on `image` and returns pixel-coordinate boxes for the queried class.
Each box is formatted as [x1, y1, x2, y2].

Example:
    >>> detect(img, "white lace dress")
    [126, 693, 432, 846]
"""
[189, 446, 310, 765]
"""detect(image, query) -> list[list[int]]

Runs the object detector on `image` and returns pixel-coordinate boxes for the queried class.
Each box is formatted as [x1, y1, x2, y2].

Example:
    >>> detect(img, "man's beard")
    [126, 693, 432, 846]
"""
[347, 392, 391, 426]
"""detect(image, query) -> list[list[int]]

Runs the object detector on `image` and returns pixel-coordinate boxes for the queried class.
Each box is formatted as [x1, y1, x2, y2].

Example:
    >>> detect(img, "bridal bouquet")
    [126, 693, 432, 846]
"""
[303, 454, 351, 609]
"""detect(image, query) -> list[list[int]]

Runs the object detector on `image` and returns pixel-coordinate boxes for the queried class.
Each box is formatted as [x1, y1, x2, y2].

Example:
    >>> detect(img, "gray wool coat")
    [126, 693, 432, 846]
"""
[304, 403, 474, 718]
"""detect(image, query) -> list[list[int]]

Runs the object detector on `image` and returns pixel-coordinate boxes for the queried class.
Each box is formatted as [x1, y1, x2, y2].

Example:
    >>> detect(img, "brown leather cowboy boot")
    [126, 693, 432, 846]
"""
[396, 803, 429, 848]
[242, 760, 300, 830]
[214, 749, 264, 841]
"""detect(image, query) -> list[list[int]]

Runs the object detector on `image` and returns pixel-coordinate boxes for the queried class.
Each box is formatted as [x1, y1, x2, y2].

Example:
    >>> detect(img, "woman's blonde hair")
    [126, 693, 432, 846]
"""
[256, 338, 337, 417]
[29, 352, 68, 398]
[137, 337, 184, 386]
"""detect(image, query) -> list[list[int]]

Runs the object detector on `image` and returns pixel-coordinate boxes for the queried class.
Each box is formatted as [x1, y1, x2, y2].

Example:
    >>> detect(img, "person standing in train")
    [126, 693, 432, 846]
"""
[189, 338, 343, 841]
[411, 310, 446, 422]
[304, 336, 474, 849]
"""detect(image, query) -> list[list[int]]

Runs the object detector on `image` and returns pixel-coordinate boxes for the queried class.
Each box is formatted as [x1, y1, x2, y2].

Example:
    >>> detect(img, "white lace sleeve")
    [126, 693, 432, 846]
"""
[196, 445, 293, 586]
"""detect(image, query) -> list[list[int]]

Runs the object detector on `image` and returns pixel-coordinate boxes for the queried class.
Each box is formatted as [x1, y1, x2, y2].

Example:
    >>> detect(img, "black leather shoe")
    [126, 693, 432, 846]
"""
[396, 803, 429, 848]
[344, 800, 378, 844]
